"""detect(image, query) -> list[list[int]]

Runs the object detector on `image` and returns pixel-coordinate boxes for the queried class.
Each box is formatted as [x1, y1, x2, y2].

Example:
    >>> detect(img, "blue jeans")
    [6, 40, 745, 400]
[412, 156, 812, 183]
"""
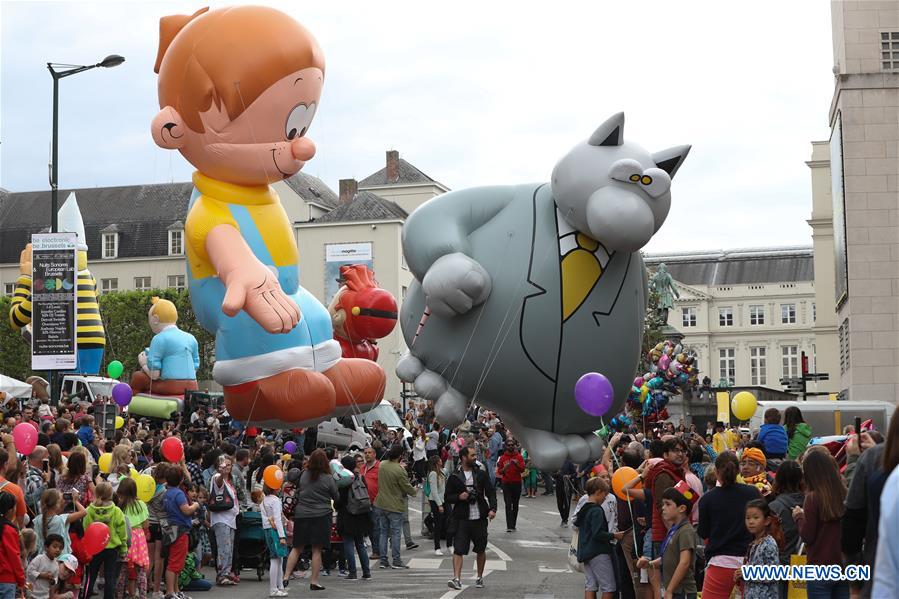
[343, 535, 371, 576]
[806, 580, 850, 599]
[377, 509, 405, 566]
[0, 583, 15, 599]
[487, 459, 497, 485]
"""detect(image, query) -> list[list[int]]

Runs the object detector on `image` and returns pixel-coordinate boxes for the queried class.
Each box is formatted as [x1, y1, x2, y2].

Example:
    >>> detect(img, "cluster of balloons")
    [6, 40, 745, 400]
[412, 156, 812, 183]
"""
[594, 413, 632, 440]
[106, 361, 133, 408]
[627, 340, 699, 422]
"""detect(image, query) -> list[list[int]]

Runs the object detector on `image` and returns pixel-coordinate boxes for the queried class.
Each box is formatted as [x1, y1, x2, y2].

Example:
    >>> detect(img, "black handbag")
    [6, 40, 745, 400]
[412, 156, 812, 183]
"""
[208, 479, 235, 513]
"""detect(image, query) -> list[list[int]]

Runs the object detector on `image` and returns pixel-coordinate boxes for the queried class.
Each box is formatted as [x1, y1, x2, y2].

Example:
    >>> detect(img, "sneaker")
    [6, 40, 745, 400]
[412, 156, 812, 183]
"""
[447, 578, 462, 590]
[379, 562, 390, 569]
[345, 573, 357, 580]
[337, 569, 348, 577]
[560, 520, 568, 527]
[405, 542, 420, 550]
[321, 570, 330, 576]
[475, 577, 485, 588]
[177, 593, 194, 599]
[506, 528, 513, 533]
[163, 594, 178, 599]
[434, 549, 444, 556]
[362, 573, 372, 580]
[391, 562, 409, 569]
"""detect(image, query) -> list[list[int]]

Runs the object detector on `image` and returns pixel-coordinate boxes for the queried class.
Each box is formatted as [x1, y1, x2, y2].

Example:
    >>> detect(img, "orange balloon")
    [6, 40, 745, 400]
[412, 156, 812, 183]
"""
[612, 466, 642, 501]
[263, 465, 284, 489]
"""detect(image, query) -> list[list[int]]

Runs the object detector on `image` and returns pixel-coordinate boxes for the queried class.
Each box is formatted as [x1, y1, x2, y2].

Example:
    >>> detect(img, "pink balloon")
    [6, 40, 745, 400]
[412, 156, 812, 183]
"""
[659, 355, 671, 370]
[12, 423, 37, 455]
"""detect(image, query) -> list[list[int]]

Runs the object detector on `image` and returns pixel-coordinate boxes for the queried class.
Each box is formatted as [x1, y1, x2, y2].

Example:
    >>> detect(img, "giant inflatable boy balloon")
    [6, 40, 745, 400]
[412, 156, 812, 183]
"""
[398, 113, 690, 469]
[130, 297, 199, 396]
[9, 193, 106, 375]
[151, 6, 385, 426]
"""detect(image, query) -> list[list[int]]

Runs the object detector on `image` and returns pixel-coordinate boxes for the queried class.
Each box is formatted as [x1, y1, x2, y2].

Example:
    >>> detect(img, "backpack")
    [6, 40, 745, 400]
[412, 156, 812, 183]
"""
[208, 478, 235, 513]
[347, 477, 371, 515]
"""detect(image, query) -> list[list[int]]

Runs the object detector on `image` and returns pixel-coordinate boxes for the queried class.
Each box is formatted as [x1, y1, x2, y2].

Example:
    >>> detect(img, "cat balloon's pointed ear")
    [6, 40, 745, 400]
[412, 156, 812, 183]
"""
[652, 145, 691, 179]
[588, 112, 625, 147]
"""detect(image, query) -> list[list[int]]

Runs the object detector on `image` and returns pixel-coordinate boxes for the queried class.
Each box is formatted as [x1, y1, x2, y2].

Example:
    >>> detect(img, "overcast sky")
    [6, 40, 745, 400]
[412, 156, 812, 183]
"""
[1, 0, 836, 252]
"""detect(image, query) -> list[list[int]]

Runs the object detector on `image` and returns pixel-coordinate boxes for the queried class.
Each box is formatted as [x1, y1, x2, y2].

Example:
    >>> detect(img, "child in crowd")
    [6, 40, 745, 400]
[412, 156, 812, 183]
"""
[37, 398, 54, 422]
[260, 484, 288, 597]
[191, 486, 212, 568]
[26, 533, 68, 599]
[163, 467, 199, 599]
[0, 492, 25, 599]
[756, 409, 788, 460]
[574, 478, 625, 599]
[83, 482, 128, 599]
[35, 489, 86, 556]
[637, 481, 699, 599]
[20, 529, 36, 567]
[116, 478, 149, 599]
[522, 449, 538, 498]
[735, 499, 783, 599]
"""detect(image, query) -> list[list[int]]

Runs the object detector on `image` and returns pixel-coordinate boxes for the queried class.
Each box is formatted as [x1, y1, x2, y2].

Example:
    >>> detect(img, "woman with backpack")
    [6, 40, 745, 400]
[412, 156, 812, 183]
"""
[425, 454, 447, 556]
[335, 455, 372, 581]
[209, 455, 240, 587]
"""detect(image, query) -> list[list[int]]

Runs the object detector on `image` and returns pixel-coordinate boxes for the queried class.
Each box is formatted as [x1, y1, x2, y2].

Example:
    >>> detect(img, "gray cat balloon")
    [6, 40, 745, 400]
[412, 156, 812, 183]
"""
[397, 113, 690, 469]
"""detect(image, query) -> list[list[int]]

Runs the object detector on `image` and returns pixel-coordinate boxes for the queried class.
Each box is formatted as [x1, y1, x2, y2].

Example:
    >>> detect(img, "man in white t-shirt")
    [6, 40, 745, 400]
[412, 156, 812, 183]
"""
[445, 447, 497, 591]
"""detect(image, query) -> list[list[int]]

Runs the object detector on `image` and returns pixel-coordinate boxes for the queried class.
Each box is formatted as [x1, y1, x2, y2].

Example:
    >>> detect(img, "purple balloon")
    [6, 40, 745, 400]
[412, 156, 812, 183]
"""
[284, 441, 298, 454]
[112, 383, 132, 407]
[574, 372, 614, 417]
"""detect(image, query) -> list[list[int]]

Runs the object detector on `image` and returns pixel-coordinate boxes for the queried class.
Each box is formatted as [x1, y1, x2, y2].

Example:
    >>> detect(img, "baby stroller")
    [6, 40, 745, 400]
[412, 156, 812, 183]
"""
[322, 521, 346, 575]
[236, 511, 269, 581]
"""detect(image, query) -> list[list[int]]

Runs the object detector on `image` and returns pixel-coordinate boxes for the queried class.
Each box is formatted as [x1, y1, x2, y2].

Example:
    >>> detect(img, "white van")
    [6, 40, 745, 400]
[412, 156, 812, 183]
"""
[317, 400, 412, 450]
[748, 400, 895, 437]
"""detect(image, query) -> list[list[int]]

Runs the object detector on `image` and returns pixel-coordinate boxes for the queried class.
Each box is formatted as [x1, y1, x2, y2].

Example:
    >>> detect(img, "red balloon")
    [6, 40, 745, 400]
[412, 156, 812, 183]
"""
[12, 423, 37, 455]
[161, 437, 184, 462]
[83, 522, 110, 557]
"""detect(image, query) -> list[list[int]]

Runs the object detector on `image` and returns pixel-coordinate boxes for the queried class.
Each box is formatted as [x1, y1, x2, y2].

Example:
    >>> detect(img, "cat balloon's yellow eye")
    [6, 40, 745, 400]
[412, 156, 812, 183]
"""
[629, 174, 640, 182]
[641, 175, 652, 185]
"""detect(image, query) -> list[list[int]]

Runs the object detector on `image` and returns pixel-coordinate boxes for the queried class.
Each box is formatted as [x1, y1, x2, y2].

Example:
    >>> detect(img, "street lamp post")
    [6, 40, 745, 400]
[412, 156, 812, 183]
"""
[48, 55, 124, 231]
[45, 55, 124, 401]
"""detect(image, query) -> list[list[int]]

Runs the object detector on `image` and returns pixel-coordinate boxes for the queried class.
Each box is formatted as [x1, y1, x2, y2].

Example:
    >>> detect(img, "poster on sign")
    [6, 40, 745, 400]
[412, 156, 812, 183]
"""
[31, 233, 78, 370]
[324, 242, 373, 303]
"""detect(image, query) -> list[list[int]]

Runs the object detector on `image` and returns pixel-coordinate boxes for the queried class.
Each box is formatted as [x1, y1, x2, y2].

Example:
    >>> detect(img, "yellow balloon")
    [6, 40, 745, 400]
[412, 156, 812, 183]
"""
[282, 453, 291, 462]
[115, 416, 124, 430]
[130, 468, 140, 481]
[98, 453, 112, 474]
[136, 474, 156, 502]
[731, 391, 758, 421]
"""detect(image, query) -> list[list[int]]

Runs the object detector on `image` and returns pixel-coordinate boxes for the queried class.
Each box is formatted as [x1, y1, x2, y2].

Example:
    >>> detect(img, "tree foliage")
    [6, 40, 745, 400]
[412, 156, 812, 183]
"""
[639, 270, 668, 375]
[0, 290, 215, 382]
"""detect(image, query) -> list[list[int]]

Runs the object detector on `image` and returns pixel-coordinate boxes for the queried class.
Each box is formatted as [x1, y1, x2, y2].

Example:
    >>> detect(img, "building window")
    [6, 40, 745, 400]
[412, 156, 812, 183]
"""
[781, 304, 796, 324]
[102, 233, 118, 259]
[134, 277, 151, 291]
[782, 345, 799, 378]
[100, 278, 118, 294]
[3, 283, 15, 296]
[718, 307, 734, 327]
[812, 303, 816, 322]
[168, 275, 185, 291]
[682, 307, 697, 328]
[839, 318, 850, 374]
[750, 347, 767, 386]
[168, 229, 184, 256]
[882, 32, 899, 71]
[719, 348, 736, 384]
[749, 305, 765, 326]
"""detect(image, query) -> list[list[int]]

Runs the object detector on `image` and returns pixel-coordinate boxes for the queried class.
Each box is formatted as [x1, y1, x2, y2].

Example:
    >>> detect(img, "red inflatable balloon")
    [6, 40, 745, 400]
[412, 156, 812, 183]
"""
[161, 437, 184, 462]
[83, 522, 110, 557]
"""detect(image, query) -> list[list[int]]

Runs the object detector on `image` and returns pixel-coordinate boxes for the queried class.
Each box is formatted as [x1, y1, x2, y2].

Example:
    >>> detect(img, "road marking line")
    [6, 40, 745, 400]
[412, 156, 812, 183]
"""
[538, 565, 571, 573]
[542, 511, 558, 515]
[513, 539, 568, 548]
[409, 506, 422, 514]
[487, 541, 512, 562]
[407, 558, 443, 569]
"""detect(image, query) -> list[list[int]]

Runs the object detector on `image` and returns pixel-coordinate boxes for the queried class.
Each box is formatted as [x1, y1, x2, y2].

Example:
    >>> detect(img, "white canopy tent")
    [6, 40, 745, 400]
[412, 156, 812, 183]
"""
[0, 375, 32, 400]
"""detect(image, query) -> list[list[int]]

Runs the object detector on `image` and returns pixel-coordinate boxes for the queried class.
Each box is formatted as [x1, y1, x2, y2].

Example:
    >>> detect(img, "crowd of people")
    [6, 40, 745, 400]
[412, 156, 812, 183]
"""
[0, 390, 896, 599]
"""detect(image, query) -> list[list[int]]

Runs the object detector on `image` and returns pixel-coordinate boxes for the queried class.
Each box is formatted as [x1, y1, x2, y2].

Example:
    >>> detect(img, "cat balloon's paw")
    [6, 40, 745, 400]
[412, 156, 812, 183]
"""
[422, 253, 492, 317]
[434, 386, 469, 428]
[396, 352, 425, 383]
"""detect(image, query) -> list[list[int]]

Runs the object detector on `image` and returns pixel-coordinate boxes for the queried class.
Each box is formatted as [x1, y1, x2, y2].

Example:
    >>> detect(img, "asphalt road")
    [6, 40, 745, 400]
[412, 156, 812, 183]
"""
[201, 491, 586, 599]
